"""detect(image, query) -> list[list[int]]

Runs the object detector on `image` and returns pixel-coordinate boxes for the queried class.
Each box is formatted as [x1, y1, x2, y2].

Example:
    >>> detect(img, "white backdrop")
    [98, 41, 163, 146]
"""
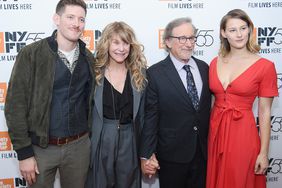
[0, 0, 281, 187]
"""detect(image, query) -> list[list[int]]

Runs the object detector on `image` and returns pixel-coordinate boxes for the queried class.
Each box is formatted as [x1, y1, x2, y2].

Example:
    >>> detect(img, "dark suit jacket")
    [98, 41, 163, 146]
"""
[140, 55, 211, 163]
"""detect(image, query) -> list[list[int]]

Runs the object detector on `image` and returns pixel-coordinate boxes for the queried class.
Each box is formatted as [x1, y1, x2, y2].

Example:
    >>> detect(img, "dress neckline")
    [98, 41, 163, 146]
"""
[215, 57, 263, 91]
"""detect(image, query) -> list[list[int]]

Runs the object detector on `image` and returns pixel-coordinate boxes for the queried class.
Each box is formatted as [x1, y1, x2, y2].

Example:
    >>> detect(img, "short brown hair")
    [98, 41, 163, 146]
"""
[56, 0, 87, 15]
[162, 17, 197, 52]
[219, 9, 260, 57]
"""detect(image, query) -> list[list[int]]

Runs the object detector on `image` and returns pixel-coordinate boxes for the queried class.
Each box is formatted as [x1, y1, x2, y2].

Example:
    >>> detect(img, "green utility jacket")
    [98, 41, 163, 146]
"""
[4, 32, 95, 160]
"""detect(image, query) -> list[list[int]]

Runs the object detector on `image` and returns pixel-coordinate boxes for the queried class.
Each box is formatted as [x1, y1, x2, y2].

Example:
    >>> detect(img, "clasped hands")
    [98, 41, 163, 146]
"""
[141, 153, 160, 178]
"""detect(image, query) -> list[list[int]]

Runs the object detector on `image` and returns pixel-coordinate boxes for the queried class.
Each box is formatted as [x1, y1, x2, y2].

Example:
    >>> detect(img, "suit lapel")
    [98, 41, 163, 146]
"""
[130, 72, 141, 121]
[94, 76, 104, 122]
[162, 56, 192, 106]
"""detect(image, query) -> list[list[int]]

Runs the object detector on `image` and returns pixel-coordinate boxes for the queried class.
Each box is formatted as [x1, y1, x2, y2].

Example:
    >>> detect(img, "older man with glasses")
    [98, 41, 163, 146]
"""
[140, 17, 211, 188]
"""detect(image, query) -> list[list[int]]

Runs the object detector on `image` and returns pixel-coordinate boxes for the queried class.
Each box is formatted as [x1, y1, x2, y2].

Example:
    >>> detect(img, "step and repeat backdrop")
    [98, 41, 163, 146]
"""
[0, 0, 281, 187]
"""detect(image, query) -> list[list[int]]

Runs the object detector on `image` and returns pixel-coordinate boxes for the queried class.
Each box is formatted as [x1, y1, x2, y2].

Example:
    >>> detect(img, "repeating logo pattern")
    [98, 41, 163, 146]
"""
[0, 132, 12, 151]
[81, 30, 102, 52]
[0, 31, 45, 54]
[0, 178, 27, 188]
[84, 0, 122, 10]
[158, 29, 215, 49]
[0, 83, 7, 104]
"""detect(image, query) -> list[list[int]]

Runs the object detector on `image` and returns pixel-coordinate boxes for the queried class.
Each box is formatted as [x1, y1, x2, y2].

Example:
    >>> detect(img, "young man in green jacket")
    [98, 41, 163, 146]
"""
[4, 0, 95, 187]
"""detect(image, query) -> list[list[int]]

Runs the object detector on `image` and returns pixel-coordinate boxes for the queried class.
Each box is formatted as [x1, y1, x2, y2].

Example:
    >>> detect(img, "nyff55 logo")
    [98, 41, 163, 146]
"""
[0, 31, 45, 54]
[0, 132, 12, 151]
[255, 27, 282, 46]
[256, 116, 282, 132]
[271, 116, 282, 132]
[267, 158, 282, 175]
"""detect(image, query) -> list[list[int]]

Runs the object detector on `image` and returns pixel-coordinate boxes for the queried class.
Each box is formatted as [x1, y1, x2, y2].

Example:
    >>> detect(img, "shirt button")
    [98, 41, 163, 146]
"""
[193, 126, 198, 131]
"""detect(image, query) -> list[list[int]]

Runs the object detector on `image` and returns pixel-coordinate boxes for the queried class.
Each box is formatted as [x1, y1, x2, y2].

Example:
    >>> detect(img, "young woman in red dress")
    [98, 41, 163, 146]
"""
[206, 9, 278, 188]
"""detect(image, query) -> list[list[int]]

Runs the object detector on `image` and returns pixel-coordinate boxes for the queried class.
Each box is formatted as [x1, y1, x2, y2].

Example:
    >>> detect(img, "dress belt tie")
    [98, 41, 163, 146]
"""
[212, 104, 248, 155]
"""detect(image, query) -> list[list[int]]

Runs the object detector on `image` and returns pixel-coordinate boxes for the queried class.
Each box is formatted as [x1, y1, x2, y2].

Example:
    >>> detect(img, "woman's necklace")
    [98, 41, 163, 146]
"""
[106, 67, 122, 129]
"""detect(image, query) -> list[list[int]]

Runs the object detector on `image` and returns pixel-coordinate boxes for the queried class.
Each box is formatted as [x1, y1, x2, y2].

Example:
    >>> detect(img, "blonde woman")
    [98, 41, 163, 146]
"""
[206, 9, 278, 188]
[86, 21, 147, 188]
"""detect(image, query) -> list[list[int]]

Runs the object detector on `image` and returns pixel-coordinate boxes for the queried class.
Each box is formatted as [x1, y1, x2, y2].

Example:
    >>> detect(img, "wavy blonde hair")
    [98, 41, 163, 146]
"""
[95, 21, 147, 91]
[219, 9, 260, 57]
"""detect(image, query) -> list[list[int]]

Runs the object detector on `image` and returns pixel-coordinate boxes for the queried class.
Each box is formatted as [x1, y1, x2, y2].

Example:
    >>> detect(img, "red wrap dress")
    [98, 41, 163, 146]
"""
[206, 57, 278, 188]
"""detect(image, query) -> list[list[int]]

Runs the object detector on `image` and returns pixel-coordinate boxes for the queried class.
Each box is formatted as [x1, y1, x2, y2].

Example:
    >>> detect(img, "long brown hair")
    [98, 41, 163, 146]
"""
[219, 9, 260, 57]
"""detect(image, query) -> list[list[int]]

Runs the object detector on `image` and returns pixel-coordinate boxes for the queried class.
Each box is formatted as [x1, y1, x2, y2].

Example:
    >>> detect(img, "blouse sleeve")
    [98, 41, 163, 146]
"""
[258, 61, 279, 97]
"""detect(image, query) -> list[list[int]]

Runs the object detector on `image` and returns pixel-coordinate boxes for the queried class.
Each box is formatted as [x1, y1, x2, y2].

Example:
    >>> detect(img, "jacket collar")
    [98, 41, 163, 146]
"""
[94, 70, 142, 122]
[46, 30, 86, 56]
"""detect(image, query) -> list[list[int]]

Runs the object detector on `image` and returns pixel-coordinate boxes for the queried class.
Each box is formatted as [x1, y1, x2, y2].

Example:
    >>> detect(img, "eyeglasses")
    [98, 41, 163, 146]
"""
[169, 36, 197, 44]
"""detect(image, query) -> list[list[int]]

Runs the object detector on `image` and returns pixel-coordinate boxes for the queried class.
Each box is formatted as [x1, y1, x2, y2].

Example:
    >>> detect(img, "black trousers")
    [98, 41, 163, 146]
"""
[158, 141, 206, 188]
